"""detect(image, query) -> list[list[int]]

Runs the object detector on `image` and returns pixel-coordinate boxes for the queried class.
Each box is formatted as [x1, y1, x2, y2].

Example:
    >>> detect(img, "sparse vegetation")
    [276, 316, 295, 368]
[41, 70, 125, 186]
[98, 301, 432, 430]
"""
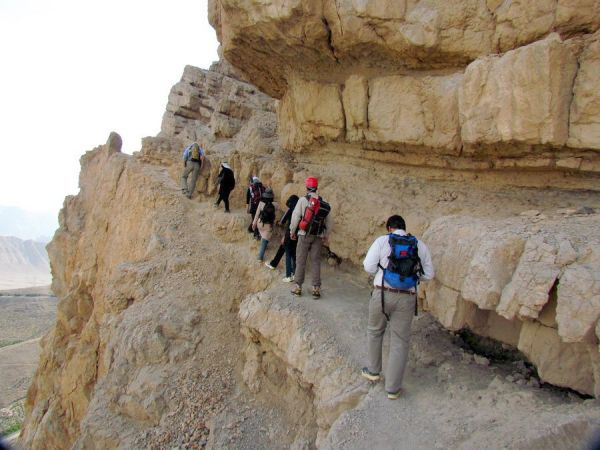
[0, 422, 22, 437]
[0, 399, 24, 438]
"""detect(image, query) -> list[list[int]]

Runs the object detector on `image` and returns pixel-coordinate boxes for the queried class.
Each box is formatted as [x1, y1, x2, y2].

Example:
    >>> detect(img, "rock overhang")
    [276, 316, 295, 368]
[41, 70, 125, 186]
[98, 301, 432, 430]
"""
[210, 0, 600, 175]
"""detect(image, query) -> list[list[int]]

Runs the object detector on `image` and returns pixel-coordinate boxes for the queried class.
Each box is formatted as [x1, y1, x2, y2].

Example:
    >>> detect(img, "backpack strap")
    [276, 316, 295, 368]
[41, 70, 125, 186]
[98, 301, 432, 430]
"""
[377, 263, 390, 322]
[405, 234, 421, 316]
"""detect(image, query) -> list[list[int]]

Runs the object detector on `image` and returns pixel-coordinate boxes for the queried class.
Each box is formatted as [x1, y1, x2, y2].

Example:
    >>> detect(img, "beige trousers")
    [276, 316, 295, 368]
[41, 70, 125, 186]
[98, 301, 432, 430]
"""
[294, 234, 322, 287]
[367, 289, 415, 393]
[180, 160, 200, 197]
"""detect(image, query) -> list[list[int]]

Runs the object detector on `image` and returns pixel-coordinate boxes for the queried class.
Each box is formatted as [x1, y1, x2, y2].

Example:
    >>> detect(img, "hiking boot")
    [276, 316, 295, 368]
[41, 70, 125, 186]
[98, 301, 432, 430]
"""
[282, 276, 294, 283]
[312, 286, 321, 299]
[291, 284, 302, 296]
[265, 262, 276, 270]
[387, 389, 403, 400]
[361, 367, 380, 382]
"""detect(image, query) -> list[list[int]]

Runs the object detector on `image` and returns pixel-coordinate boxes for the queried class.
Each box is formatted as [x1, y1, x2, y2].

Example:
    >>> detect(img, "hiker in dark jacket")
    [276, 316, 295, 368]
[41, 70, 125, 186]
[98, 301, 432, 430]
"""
[246, 176, 264, 240]
[215, 162, 235, 212]
[264, 195, 299, 282]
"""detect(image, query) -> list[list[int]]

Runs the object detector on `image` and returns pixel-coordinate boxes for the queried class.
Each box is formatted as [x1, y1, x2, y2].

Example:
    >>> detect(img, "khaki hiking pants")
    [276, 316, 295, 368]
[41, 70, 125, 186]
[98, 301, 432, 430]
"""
[294, 234, 322, 287]
[181, 160, 200, 197]
[367, 289, 415, 393]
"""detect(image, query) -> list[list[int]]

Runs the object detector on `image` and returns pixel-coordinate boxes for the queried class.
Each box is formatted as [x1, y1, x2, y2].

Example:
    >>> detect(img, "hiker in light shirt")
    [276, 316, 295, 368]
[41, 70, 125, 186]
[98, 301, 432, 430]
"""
[180, 142, 205, 199]
[289, 177, 332, 299]
[361, 215, 434, 400]
[252, 188, 277, 262]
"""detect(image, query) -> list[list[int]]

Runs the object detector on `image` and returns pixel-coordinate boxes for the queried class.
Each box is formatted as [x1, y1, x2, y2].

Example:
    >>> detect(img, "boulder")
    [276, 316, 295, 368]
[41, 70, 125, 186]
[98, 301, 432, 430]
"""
[459, 34, 577, 146]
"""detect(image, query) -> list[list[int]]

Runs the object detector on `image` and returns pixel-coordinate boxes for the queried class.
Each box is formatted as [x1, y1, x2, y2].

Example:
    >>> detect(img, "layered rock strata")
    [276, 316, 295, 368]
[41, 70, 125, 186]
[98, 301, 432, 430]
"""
[21, 57, 600, 449]
[210, 1, 600, 178]
[209, 0, 600, 398]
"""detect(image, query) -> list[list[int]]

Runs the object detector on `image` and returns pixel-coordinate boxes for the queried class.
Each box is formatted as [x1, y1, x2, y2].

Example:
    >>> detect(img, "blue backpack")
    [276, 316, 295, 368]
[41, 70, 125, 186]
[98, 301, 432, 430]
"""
[381, 234, 423, 290]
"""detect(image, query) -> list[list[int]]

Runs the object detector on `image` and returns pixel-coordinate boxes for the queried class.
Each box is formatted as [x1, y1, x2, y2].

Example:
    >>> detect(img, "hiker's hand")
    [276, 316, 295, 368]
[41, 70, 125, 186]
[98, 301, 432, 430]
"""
[290, 233, 297, 240]
[281, 237, 285, 245]
[322, 237, 329, 247]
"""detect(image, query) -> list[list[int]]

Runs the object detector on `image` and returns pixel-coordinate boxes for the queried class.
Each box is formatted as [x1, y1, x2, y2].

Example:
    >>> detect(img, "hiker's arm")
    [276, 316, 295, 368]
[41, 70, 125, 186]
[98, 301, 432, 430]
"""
[252, 203, 262, 230]
[200, 154, 205, 171]
[323, 207, 332, 239]
[289, 199, 305, 237]
[280, 208, 292, 226]
[418, 241, 435, 281]
[363, 237, 382, 274]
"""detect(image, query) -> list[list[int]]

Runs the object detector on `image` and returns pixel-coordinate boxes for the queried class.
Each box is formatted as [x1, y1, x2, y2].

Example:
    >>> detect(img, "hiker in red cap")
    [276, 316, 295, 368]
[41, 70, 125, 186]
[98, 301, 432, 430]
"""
[289, 177, 332, 299]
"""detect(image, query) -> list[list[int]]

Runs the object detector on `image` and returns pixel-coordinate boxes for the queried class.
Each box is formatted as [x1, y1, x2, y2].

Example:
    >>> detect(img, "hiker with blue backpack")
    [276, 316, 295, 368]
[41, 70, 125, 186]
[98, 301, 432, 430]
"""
[252, 188, 277, 261]
[361, 215, 434, 399]
[180, 142, 205, 199]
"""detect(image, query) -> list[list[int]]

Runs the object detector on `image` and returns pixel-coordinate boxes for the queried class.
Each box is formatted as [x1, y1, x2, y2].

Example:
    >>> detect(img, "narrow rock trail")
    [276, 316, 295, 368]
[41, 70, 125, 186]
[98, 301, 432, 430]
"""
[55, 158, 599, 450]
[242, 266, 600, 449]
[175, 172, 600, 450]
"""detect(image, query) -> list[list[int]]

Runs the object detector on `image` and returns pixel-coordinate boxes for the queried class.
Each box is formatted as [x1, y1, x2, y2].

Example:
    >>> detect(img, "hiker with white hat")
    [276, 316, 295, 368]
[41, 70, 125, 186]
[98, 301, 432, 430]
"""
[215, 162, 235, 213]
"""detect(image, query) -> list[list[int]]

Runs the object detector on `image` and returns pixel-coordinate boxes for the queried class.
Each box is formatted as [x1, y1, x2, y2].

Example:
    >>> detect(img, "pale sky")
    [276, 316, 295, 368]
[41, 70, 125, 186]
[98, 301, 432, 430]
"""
[0, 0, 219, 215]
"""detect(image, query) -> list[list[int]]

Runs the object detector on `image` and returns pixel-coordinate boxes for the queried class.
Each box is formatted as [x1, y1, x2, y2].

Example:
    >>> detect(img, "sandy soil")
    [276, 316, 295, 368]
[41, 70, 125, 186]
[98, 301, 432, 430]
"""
[0, 294, 57, 347]
[0, 339, 42, 408]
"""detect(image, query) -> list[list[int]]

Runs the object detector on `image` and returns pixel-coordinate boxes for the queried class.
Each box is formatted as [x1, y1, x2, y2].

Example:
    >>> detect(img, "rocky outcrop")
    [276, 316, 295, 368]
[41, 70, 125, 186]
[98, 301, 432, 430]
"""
[20, 63, 283, 449]
[211, 1, 600, 180]
[20, 2, 600, 447]
[210, 0, 600, 398]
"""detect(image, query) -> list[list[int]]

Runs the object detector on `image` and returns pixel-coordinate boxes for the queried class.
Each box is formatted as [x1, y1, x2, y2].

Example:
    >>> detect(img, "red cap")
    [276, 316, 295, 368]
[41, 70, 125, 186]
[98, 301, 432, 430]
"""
[305, 177, 318, 190]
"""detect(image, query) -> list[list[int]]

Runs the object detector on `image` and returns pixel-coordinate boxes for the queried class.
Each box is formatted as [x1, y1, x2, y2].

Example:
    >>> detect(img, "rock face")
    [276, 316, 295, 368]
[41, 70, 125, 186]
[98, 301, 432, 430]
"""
[20, 2, 600, 448]
[21, 65, 283, 449]
[211, 0, 600, 179]
[209, 0, 600, 398]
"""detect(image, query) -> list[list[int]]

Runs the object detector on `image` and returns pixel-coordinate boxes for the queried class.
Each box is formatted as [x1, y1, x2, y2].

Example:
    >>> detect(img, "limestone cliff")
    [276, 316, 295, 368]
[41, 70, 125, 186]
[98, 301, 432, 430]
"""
[20, 3, 600, 449]
[209, 0, 600, 398]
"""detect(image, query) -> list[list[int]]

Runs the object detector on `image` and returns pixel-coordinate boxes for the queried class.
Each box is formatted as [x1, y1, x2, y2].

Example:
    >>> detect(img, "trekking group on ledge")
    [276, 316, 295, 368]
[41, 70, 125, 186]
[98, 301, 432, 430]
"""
[181, 142, 435, 400]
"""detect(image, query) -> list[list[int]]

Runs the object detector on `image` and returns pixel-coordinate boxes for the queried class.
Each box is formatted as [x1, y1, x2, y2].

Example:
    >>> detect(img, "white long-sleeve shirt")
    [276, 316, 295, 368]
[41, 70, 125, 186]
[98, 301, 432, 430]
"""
[363, 229, 434, 289]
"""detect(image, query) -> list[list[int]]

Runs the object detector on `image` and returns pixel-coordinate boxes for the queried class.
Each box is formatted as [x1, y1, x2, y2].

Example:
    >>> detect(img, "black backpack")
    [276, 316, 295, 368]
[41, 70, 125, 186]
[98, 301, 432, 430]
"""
[260, 202, 275, 225]
[307, 197, 331, 235]
[250, 183, 264, 208]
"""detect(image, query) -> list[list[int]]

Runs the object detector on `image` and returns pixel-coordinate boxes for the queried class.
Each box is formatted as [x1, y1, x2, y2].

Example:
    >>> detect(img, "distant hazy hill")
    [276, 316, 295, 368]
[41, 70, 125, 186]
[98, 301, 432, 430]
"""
[0, 206, 58, 241]
[0, 236, 51, 290]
